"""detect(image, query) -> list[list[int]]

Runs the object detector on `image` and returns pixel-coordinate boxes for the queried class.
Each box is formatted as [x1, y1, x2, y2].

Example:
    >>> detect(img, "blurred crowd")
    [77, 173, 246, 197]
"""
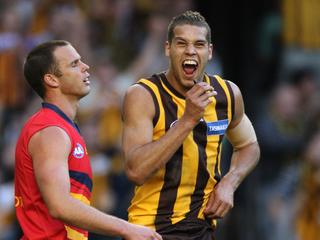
[0, 0, 320, 240]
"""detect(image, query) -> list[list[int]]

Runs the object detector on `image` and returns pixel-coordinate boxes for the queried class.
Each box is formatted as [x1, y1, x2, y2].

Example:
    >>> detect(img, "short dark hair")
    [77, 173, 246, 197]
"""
[167, 11, 211, 44]
[23, 40, 70, 98]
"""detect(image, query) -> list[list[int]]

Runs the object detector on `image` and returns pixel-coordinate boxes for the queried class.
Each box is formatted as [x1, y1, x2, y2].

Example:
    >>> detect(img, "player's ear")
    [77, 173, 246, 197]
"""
[165, 41, 170, 57]
[208, 43, 213, 61]
[43, 73, 59, 88]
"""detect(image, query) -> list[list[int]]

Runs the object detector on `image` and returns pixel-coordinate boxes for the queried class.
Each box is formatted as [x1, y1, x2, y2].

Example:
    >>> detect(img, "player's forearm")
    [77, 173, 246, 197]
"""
[51, 196, 130, 238]
[223, 142, 260, 191]
[125, 117, 196, 185]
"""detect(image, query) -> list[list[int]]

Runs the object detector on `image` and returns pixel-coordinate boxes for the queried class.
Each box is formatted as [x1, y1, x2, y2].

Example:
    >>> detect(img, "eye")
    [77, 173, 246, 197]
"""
[71, 60, 80, 67]
[176, 40, 187, 46]
[195, 42, 206, 48]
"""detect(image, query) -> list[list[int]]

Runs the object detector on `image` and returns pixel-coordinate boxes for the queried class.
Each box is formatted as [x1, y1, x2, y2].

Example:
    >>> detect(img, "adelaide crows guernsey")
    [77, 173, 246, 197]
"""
[15, 103, 92, 240]
[128, 73, 235, 232]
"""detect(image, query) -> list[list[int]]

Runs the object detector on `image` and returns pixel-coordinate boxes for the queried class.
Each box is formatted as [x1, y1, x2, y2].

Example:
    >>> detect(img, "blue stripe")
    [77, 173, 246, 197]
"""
[69, 170, 92, 192]
[42, 102, 81, 134]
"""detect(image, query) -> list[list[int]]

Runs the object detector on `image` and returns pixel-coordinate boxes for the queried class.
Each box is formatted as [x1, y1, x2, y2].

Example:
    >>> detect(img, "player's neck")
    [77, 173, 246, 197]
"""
[165, 70, 198, 97]
[44, 96, 79, 121]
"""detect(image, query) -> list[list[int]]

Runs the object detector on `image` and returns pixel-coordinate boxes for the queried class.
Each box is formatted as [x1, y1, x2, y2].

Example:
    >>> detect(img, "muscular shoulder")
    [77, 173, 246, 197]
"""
[125, 83, 153, 100]
[29, 126, 71, 157]
[225, 80, 241, 100]
[225, 80, 245, 128]
[123, 83, 156, 121]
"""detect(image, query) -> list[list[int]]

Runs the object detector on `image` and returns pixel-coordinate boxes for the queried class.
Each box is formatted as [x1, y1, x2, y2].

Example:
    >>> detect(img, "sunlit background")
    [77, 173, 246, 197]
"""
[0, 0, 320, 239]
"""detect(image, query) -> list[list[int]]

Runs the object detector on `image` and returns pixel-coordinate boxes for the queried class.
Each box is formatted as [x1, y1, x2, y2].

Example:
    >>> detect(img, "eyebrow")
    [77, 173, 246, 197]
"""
[174, 37, 207, 43]
[174, 37, 187, 42]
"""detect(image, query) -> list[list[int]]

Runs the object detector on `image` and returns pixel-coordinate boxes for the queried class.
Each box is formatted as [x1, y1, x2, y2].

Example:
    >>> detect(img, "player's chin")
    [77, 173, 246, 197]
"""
[79, 88, 91, 98]
[181, 79, 195, 89]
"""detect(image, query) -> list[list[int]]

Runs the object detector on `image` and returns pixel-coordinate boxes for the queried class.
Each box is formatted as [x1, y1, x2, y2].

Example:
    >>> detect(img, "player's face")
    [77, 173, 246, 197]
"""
[165, 24, 212, 92]
[53, 45, 90, 99]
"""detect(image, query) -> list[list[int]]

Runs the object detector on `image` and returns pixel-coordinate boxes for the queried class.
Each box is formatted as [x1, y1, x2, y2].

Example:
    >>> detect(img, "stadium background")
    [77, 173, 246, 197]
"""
[0, 0, 320, 239]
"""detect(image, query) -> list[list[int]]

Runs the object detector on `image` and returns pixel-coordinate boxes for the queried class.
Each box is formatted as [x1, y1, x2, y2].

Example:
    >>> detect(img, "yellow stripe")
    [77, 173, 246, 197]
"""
[157, 79, 197, 224]
[159, 79, 197, 224]
[197, 75, 220, 219]
[138, 79, 165, 136]
[214, 75, 233, 178]
[158, 79, 176, 98]
[204, 74, 219, 180]
[70, 193, 90, 205]
[128, 166, 166, 230]
[171, 98, 196, 224]
[64, 226, 87, 240]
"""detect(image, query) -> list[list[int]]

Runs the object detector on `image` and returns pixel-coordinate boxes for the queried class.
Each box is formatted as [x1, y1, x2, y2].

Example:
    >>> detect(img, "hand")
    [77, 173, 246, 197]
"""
[183, 82, 217, 124]
[124, 223, 162, 240]
[203, 179, 234, 219]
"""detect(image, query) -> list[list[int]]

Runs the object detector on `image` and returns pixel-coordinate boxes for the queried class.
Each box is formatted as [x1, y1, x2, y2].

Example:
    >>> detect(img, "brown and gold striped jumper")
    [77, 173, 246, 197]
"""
[128, 73, 235, 232]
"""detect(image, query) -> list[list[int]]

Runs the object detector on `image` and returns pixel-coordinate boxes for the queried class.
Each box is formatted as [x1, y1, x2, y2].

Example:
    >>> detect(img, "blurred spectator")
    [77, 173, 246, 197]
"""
[256, 83, 304, 182]
[264, 129, 320, 240]
[281, 0, 320, 82]
[0, 4, 27, 130]
[254, 82, 305, 240]
[288, 67, 320, 135]
[295, 131, 320, 240]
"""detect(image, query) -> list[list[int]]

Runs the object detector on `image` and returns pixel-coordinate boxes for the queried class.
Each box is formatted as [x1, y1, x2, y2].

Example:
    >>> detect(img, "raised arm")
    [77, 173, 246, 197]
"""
[122, 82, 216, 185]
[29, 126, 162, 240]
[204, 81, 260, 219]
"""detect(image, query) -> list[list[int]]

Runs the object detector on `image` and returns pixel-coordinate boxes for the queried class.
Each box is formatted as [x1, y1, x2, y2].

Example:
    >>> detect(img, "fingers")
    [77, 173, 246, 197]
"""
[208, 198, 221, 216]
[189, 82, 216, 98]
[204, 191, 233, 219]
[149, 231, 162, 240]
[155, 232, 163, 240]
[186, 82, 216, 107]
[204, 197, 221, 219]
[205, 200, 233, 219]
[198, 90, 216, 102]
[184, 81, 217, 122]
[218, 202, 232, 218]
[205, 202, 230, 219]
[204, 190, 215, 213]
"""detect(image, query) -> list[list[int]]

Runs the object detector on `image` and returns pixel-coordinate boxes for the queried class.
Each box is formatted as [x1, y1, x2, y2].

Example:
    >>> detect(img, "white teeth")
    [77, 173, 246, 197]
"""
[183, 60, 197, 65]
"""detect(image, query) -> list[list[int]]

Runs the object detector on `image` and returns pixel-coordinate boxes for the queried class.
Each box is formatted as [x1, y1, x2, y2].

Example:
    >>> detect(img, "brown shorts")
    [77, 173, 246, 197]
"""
[158, 218, 215, 240]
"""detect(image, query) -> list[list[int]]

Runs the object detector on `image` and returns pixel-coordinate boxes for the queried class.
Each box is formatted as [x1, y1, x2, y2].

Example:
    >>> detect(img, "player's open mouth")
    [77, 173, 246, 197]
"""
[182, 59, 198, 75]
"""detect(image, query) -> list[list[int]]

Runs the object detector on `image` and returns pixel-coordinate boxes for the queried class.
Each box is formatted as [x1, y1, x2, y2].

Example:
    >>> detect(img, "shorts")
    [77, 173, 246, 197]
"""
[158, 218, 215, 240]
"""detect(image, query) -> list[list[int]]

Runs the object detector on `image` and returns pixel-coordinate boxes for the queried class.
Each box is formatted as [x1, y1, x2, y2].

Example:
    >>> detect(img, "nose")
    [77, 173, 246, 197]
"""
[185, 43, 196, 55]
[81, 61, 90, 71]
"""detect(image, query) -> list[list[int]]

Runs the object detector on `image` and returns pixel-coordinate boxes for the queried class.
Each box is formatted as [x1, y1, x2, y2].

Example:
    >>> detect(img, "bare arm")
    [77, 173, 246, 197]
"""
[204, 81, 260, 219]
[30, 126, 162, 240]
[222, 81, 260, 190]
[122, 82, 216, 185]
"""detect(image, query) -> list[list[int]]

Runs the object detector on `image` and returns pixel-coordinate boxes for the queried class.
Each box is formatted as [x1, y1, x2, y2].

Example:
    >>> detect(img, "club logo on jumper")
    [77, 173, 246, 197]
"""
[207, 119, 229, 135]
[73, 143, 85, 158]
